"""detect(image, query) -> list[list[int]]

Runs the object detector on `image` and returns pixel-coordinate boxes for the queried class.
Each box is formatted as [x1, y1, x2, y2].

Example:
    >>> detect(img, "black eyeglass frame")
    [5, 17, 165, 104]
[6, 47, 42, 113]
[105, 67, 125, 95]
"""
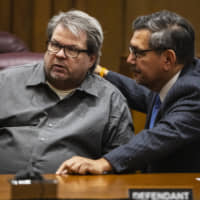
[129, 45, 167, 58]
[47, 40, 90, 58]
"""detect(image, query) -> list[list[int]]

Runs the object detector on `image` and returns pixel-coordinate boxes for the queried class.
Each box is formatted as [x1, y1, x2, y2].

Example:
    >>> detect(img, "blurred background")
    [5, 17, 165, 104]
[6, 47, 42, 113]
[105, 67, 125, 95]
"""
[0, 0, 199, 132]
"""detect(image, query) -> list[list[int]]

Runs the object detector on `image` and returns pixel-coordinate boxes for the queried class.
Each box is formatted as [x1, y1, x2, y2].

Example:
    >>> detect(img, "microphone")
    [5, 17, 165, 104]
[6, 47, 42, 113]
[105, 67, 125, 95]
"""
[14, 166, 44, 181]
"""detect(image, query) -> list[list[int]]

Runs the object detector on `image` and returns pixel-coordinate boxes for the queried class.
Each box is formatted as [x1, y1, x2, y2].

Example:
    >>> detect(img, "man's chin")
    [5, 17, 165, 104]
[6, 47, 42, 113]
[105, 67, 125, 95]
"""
[50, 71, 68, 81]
[134, 77, 146, 87]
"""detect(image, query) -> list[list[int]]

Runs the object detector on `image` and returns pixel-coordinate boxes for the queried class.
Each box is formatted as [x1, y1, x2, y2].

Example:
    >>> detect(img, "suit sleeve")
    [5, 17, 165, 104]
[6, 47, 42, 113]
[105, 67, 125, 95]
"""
[104, 75, 200, 173]
[106, 71, 150, 113]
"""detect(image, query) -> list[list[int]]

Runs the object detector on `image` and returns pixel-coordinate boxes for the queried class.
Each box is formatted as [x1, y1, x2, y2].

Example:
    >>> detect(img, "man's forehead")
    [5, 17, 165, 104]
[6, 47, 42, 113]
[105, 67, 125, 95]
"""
[130, 29, 151, 47]
[53, 24, 86, 38]
[52, 24, 87, 46]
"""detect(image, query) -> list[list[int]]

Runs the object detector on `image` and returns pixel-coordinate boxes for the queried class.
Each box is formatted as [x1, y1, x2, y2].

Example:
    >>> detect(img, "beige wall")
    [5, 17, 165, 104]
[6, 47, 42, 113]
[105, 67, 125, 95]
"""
[0, 0, 199, 132]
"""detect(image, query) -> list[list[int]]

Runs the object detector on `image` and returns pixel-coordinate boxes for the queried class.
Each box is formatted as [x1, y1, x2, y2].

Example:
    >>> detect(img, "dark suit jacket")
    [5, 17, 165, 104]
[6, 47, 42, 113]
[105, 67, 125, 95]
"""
[104, 58, 200, 173]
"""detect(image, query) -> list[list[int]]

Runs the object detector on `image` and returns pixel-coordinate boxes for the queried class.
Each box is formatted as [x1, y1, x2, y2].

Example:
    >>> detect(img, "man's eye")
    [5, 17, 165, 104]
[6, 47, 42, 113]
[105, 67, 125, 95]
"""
[66, 47, 78, 52]
[51, 43, 60, 48]
[136, 51, 145, 56]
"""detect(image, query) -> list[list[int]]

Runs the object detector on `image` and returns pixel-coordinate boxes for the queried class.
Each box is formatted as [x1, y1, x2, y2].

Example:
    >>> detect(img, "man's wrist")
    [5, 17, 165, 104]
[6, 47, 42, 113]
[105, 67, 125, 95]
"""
[98, 158, 113, 173]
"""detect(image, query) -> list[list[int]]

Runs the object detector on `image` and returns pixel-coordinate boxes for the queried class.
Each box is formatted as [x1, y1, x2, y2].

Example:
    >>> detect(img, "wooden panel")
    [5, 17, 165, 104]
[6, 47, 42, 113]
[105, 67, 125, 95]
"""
[74, 0, 88, 11]
[80, 0, 124, 72]
[12, 0, 33, 49]
[52, 0, 73, 14]
[32, 0, 52, 52]
[0, 0, 12, 32]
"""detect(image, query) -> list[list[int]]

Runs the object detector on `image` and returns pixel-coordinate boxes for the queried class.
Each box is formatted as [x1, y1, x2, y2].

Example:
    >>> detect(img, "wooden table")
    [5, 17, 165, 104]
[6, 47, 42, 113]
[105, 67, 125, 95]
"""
[1, 173, 200, 199]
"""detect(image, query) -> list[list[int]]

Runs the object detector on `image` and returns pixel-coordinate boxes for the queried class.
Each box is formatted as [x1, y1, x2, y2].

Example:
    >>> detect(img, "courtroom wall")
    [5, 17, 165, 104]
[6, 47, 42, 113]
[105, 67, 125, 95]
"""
[0, 0, 200, 72]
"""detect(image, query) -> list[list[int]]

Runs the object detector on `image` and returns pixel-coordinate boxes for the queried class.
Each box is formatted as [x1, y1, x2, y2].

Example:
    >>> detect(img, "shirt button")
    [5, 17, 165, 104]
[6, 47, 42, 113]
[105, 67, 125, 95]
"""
[40, 137, 45, 141]
[48, 123, 53, 128]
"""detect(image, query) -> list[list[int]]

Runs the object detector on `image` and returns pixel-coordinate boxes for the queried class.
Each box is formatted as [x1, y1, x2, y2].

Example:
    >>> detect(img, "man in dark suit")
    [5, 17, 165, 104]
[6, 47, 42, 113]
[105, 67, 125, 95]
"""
[56, 10, 200, 174]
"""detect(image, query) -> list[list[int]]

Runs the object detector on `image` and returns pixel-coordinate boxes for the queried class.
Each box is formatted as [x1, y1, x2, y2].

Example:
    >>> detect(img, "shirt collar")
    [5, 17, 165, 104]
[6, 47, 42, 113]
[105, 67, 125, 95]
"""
[26, 63, 99, 97]
[26, 62, 46, 86]
[76, 73, 99, 97]
[159, 70, 181, 102]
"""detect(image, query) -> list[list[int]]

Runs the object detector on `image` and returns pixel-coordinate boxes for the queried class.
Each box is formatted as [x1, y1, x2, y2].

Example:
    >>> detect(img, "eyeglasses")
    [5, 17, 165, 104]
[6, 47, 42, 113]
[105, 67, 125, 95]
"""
[129, 46, 156, 58]
[47, 40, 89, 58]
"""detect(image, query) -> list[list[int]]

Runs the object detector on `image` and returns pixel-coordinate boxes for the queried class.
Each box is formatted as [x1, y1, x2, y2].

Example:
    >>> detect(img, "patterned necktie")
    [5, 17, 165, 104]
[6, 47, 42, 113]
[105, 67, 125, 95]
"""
[149, 94, 161, 129]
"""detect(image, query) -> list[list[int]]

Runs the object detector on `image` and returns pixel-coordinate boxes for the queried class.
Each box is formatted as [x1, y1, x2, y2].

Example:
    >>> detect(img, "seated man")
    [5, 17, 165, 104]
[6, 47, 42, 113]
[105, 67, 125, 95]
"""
[0, 10, 133, 174]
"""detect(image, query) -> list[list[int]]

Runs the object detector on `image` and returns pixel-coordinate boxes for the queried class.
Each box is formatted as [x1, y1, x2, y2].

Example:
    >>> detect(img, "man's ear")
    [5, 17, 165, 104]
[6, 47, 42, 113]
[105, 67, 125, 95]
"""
[162, 49, 176, 71]
[88, 54, 97, 68]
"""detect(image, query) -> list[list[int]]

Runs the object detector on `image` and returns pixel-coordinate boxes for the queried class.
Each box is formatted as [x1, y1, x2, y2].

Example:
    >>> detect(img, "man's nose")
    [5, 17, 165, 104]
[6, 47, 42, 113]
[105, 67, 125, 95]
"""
[127, 53, 136, 64]
[56, 48, 67, 58]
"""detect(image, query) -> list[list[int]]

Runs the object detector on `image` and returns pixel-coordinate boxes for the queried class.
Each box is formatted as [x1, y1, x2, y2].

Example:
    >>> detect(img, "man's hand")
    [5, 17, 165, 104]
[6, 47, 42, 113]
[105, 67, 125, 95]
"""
[56, 156, 113, 175]
[94, 65, 109, 77]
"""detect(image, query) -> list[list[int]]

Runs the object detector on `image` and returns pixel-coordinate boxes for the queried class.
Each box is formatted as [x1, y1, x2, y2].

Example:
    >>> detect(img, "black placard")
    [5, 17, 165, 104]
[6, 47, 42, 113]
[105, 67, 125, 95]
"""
[129, 188, 193, 200]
